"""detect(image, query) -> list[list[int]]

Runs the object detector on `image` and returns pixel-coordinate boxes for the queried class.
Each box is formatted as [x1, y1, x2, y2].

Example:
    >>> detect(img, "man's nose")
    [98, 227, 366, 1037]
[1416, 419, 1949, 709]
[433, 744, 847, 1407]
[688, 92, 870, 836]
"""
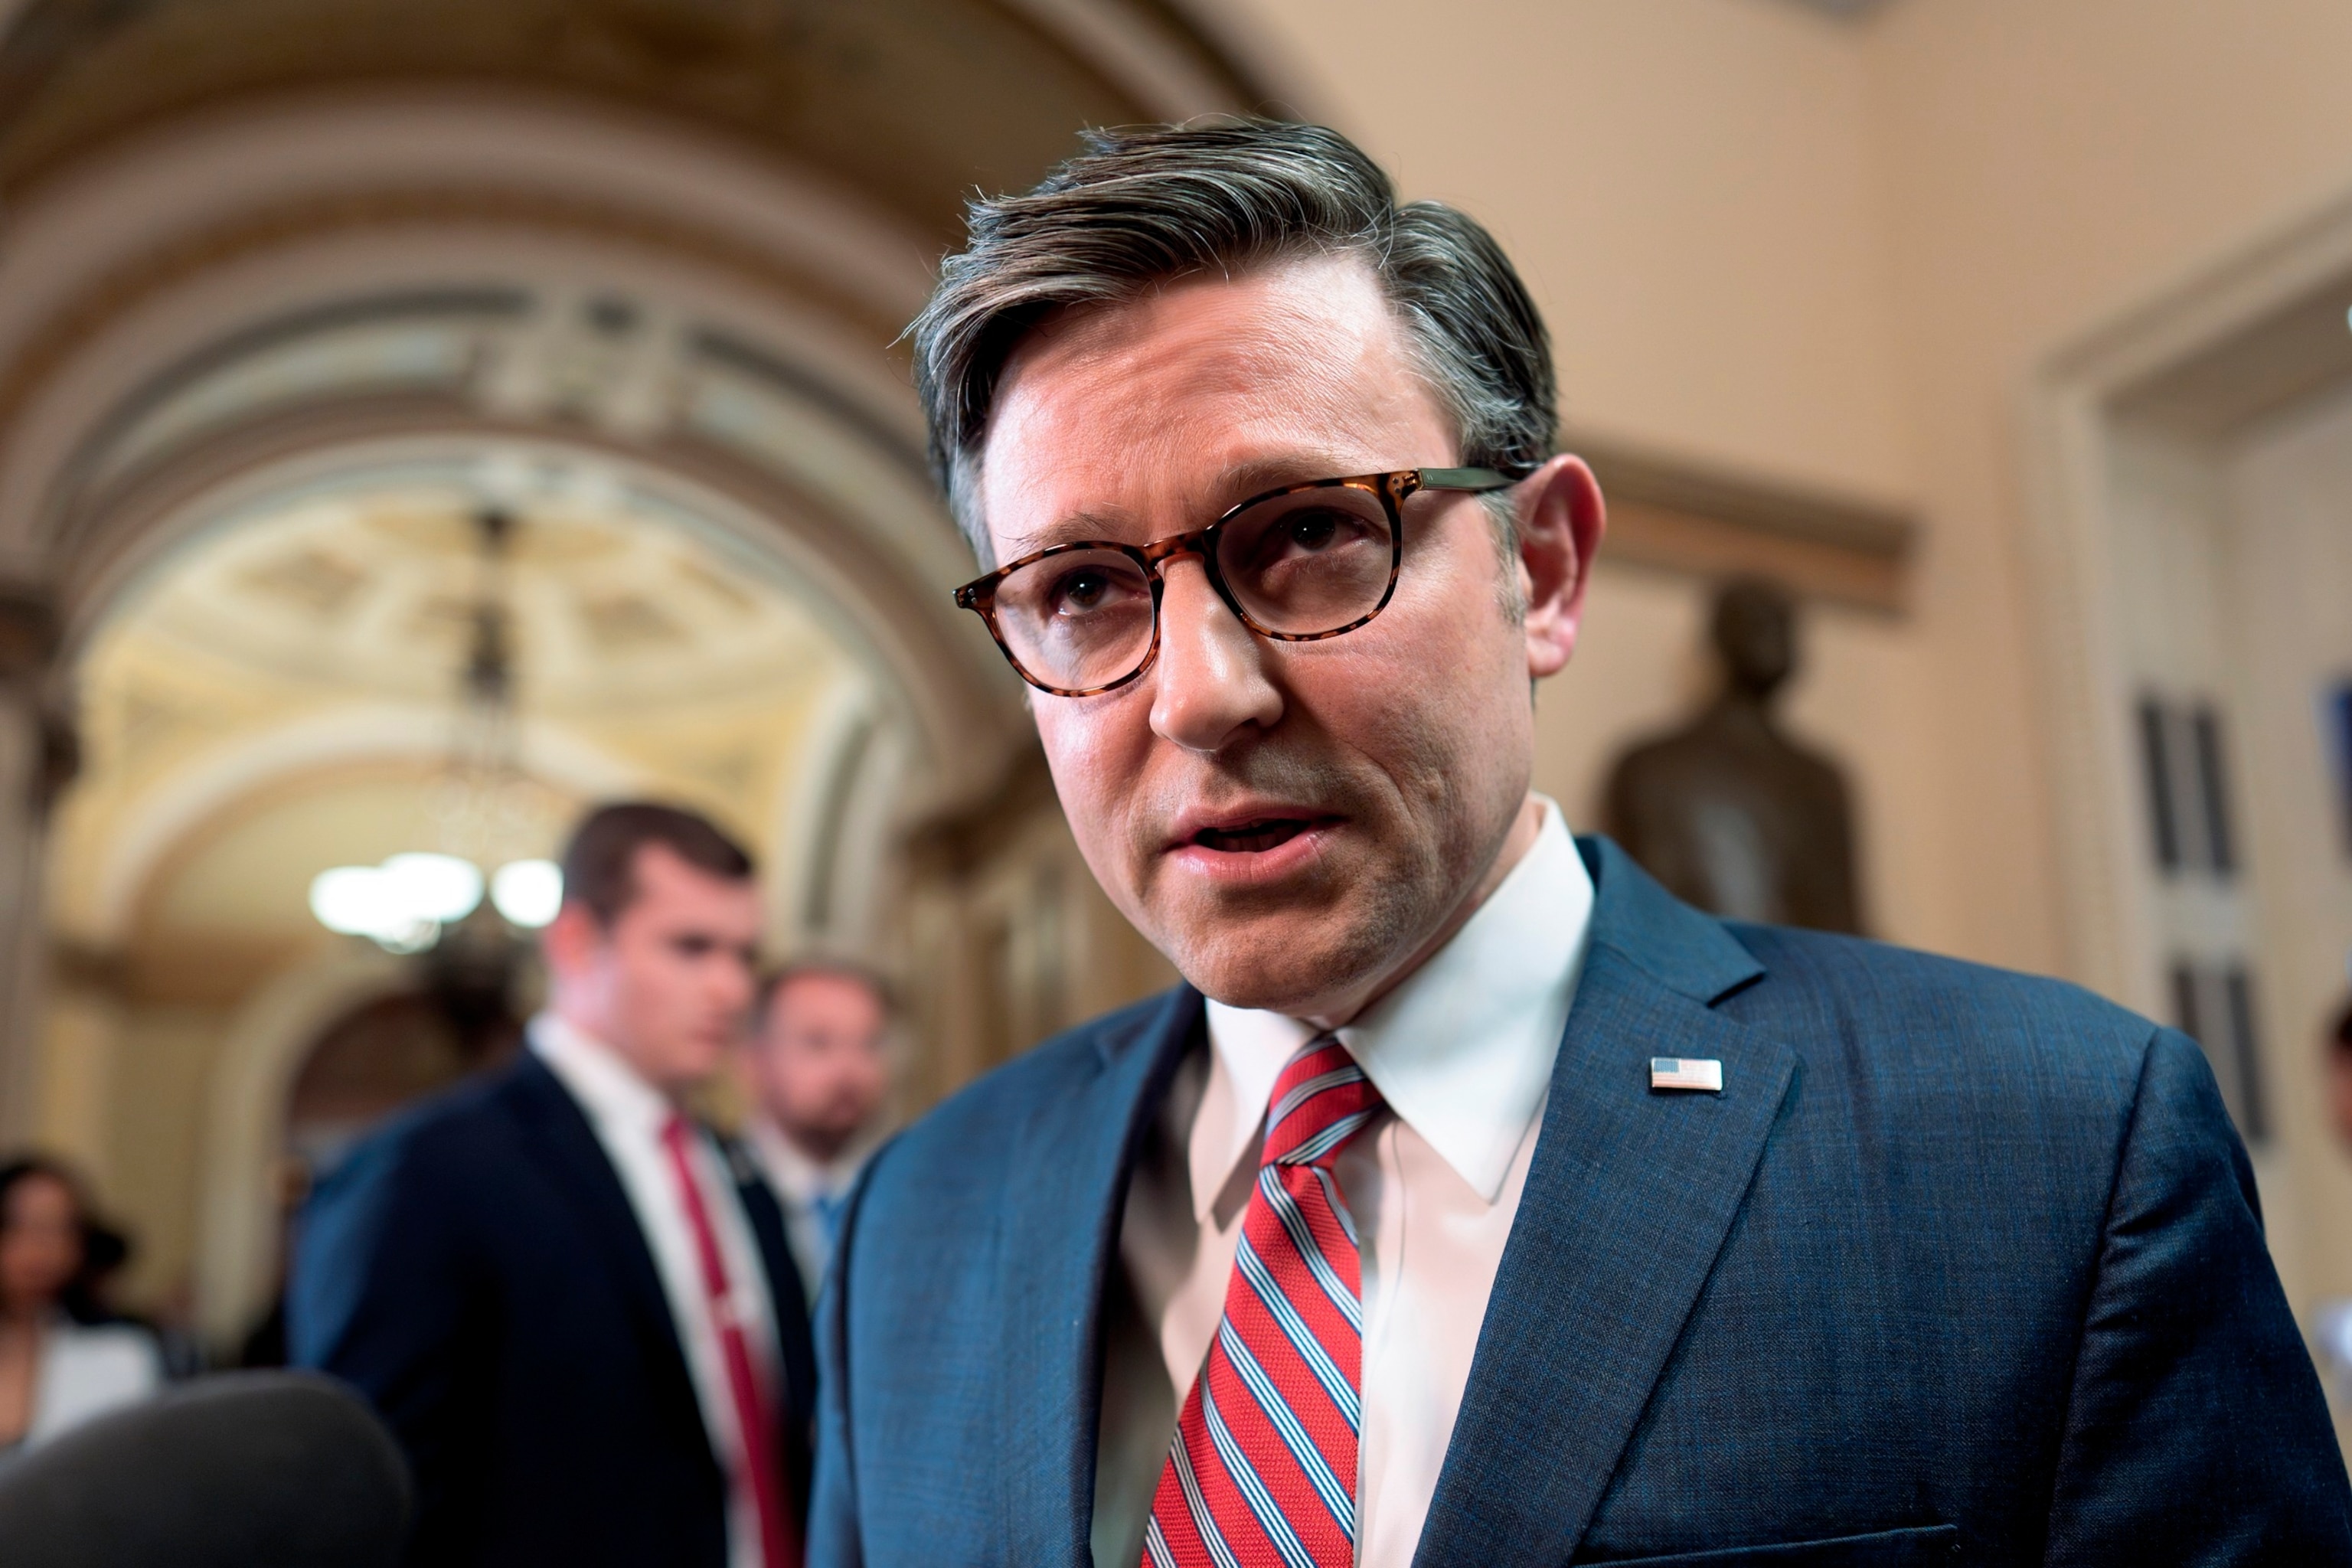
[1148, 556, 1282, 753]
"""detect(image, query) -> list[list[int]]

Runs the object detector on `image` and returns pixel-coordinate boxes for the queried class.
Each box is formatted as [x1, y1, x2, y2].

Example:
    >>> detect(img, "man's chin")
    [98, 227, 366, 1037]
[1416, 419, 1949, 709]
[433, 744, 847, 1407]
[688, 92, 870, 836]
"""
[1155, 906, 1394, 1018]
[658, 1042, 730, 1093]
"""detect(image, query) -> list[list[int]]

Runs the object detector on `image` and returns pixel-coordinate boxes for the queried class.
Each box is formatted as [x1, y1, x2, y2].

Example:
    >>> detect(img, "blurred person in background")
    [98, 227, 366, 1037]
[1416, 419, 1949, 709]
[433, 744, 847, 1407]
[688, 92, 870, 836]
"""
[737, 964, 895, 1309]
[0, 1156, 163, 1455]
[292, 803, 815, 1568]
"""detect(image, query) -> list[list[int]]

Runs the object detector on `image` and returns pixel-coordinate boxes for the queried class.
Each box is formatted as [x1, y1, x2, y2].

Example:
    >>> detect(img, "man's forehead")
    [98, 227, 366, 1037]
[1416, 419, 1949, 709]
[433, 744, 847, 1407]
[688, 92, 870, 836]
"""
[1011, 256, 1393, 400]
[775, 970, 880, 1008]
[632, 841, 750, 895]
[626, 842, 760, 923]
[978, 256, 1445, 547]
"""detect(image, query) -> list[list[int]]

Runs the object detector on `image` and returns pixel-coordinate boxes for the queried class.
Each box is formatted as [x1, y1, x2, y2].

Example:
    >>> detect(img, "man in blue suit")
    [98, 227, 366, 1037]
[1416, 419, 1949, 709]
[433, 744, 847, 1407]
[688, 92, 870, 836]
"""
[293, 804, 815, 1566]
[814, 122, 2352, 1565]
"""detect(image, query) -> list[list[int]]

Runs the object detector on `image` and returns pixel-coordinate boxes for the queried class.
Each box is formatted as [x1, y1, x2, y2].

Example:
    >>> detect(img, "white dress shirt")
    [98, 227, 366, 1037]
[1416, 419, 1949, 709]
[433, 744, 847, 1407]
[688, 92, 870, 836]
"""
[745, 1120, 874, 1308]
[530, 1015, 786, 1568]
[1091, 799, 1596, 1567]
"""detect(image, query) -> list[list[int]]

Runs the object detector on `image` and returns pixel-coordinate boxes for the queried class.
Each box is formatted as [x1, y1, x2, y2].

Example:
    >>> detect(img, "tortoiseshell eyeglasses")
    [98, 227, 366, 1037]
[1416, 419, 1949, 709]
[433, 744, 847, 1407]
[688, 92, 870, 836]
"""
[952, 467, 1526, 697]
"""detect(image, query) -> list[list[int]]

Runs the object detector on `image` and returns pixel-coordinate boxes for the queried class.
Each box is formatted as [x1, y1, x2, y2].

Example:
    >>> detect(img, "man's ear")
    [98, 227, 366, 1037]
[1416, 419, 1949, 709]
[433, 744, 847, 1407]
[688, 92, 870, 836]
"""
[1515, 453, 1606, 681]
[541, 900, 603, 979]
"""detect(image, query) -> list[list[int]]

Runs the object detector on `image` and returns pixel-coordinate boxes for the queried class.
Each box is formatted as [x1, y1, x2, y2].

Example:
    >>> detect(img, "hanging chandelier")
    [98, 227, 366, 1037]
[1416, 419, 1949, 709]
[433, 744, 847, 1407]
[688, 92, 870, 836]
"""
[309, 505, 563, 951]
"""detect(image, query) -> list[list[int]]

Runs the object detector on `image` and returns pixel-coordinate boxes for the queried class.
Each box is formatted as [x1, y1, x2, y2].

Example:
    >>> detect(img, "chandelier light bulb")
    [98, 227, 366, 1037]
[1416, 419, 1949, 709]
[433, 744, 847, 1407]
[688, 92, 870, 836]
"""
[309, 865, 397, 939]
[309, 853, 487, 952]
[491, 859, 564, 928]
[381, 853, 485, 923]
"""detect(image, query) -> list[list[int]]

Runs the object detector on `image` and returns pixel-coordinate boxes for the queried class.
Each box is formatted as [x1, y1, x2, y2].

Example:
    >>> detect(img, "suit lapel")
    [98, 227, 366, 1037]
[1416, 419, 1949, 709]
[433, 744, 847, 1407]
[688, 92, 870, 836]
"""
[998, 988, 1202, 1566]
[730, 1155, 819, 1502]
[1413, 841, 1796, 1568]
[730, 1153, 809, 1335]
[501, 1055, 708, 1452]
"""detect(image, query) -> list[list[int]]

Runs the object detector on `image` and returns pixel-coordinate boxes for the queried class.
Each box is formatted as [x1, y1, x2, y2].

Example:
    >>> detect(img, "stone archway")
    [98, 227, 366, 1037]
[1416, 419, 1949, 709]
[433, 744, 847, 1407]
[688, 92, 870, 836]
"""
[57, 427, 942, 1331]
[0, 0, 1276, 1144]
[0, 12, 1278, 1354]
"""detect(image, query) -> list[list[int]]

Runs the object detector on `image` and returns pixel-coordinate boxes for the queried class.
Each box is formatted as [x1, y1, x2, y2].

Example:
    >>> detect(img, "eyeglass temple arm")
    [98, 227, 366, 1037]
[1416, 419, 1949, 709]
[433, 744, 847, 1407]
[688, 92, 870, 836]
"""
[1419, 465, 1536, 492]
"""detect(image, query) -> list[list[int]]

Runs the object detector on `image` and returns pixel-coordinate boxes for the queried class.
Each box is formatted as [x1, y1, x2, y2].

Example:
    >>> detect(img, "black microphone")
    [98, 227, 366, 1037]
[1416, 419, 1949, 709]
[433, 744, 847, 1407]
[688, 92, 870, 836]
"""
[0, 1370, 411, 1568]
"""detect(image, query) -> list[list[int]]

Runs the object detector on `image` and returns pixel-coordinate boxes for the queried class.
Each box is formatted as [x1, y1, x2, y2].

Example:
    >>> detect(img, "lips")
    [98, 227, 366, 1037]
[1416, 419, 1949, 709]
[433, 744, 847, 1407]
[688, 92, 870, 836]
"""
[1168, 796, 1343, 856]
[1193, 817, 1314, 854]
[1161, 800, 1343, 890]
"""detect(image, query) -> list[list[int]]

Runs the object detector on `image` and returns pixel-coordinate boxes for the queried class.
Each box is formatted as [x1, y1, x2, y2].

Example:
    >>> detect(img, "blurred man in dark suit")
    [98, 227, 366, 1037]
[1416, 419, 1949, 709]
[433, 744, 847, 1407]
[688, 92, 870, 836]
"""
[293, 803, 813, 1568]
[812, 122, 2351, 1566]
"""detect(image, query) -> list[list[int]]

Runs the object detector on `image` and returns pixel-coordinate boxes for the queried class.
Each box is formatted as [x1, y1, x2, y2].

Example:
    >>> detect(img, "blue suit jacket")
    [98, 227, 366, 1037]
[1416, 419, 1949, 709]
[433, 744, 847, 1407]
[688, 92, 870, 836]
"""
[813, 840, 2350, 1566]
[289, 1053, 819, 1567]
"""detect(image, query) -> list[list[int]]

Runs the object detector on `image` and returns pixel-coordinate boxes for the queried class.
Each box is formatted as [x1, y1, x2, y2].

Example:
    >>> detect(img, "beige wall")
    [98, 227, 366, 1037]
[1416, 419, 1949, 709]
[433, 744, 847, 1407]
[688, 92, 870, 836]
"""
[1537, 562, 1930, 943]
[1210, 0, 2352, 981]
[1207, 0, 1913, 501]
[1867, 0, 2352, 979]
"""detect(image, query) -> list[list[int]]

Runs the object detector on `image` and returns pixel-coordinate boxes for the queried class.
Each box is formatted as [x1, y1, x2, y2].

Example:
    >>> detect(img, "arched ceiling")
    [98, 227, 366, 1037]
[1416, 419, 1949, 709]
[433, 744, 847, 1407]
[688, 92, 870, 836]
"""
[104, 468, 846, 714]
[0, 86, 1036, 968]
[5, 0, 1238, 985]
[51, 462, 865, 972]
[15, 265, 1008, 773]
[0, 0, 1266, 230]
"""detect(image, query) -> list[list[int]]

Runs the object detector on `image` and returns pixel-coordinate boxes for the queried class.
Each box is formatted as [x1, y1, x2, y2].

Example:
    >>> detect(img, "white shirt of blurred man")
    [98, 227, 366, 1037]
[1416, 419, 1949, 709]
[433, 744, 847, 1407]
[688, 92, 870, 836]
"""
[737, 965, 893, 1306]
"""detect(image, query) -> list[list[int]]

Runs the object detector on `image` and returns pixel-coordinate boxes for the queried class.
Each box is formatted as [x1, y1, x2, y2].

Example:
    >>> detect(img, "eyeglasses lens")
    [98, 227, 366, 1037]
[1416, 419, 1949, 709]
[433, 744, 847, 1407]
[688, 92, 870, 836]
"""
[991, 549, 1158, 692]
[987, 485, 1398, 692]
[1216, 485, 1396, 634]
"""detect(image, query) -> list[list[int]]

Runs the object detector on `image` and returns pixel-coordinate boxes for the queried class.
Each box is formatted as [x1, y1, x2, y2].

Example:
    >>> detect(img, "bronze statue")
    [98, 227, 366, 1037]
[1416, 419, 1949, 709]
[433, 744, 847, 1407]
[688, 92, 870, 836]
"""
[1603, 576, 1863, 933]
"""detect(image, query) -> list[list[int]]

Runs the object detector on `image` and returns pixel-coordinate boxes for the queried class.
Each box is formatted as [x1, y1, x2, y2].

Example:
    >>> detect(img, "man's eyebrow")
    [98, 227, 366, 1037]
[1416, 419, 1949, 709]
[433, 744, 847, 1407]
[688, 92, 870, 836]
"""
[1209, 453, 1358, 503]
[998, 508, 1131, 559]
[995, 456, 1361, 558]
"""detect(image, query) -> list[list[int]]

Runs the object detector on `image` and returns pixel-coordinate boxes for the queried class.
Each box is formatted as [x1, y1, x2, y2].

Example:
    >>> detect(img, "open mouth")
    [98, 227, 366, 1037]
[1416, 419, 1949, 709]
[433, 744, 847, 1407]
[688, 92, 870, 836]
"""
[1193, 817, 1315, 854]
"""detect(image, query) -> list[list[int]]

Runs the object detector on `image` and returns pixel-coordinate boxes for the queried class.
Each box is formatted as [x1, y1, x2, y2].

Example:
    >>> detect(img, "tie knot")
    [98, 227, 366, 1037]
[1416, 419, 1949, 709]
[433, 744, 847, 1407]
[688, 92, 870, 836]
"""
[1259, 1035, 1383, 1170]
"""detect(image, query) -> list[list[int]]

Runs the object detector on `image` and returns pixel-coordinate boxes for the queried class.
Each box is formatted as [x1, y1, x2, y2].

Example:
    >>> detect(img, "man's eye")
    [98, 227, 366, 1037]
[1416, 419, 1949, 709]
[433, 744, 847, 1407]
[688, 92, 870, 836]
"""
[1243, 506, 1368, 570]
[1282, 511, 1343, 552]
[1047, 567, 1126, 614]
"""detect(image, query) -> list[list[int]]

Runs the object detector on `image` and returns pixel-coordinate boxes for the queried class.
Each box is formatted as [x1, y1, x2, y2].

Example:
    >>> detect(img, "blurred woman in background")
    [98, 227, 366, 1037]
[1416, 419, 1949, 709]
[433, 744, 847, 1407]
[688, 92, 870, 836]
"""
[0, 1156, 162, 1453]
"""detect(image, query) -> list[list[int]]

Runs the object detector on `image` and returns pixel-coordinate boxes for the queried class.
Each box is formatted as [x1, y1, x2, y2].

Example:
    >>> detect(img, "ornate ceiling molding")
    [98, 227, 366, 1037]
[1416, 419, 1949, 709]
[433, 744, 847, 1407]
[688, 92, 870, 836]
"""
[0, 0, 1265, 227]
[0, 182, 926, 481]
[0, 89, 957, 570]
[45, 405, 1016, 783]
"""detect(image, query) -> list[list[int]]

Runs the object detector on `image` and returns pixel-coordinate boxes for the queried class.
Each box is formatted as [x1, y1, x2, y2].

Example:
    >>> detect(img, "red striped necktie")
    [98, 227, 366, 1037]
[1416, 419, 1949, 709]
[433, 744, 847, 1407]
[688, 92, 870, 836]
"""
[1144, 1034, 1384, 1568]
[658, 1115, 802, 1568]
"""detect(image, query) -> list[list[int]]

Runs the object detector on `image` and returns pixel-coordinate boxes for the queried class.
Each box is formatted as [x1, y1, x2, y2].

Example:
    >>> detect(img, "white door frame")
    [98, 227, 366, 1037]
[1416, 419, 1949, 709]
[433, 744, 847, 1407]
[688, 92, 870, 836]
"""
[2024, 188, 2352, 1014]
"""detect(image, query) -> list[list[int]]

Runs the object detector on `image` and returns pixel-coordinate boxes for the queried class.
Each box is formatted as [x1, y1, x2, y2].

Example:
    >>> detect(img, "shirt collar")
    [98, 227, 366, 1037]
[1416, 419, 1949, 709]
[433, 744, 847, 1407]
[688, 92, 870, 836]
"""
[748, 1117, 872, 1202]
[529, 1011, 675, 1139]
[1199, 798, 1593, 1211]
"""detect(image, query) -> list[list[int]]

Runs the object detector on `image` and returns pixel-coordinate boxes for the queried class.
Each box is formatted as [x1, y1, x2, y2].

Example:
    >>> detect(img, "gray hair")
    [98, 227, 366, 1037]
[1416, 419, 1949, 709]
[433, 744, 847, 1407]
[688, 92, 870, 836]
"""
[910, 119, 1557, 572]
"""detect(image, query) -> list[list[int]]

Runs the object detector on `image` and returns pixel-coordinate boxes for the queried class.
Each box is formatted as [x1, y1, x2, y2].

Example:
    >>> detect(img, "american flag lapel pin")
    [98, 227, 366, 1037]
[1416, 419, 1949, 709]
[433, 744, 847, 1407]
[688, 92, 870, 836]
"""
[1649, 1057, 1724, 1093]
